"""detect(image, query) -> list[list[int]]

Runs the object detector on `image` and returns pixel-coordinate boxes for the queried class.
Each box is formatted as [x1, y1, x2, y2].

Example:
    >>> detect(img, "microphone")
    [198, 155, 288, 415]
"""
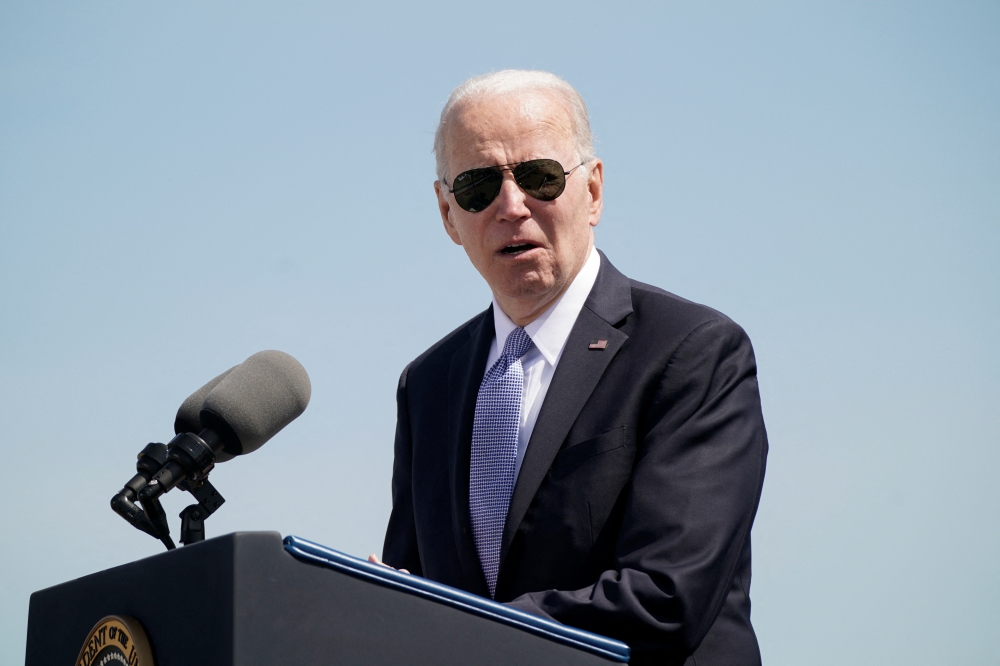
[137, 350, 311, 504]
[173, 366, 236, 437]
[173, 366, 237, 462]
[110, 367, 236, 550]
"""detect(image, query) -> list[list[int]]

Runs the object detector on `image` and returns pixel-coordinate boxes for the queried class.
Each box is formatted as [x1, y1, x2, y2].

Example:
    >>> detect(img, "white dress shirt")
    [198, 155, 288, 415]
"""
[485, 246, 601, 484]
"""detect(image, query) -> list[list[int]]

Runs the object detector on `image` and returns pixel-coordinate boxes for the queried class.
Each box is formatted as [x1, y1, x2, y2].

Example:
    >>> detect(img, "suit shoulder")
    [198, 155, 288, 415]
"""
[628, 278, 732, 324]
[627, 279, 749, 342]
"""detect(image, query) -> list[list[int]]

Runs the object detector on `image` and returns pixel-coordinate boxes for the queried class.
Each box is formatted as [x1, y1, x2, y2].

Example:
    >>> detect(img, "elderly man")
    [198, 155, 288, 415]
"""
[378, 70, 768, 665]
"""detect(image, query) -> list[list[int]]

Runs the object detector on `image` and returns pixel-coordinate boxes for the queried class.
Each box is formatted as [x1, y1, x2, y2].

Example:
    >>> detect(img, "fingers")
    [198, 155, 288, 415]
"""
[367, 553, 410, 574]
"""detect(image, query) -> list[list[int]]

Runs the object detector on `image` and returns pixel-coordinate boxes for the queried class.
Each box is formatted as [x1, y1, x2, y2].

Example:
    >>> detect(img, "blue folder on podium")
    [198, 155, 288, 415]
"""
[26, 531, 630, 665]
[285, 535, 630, 662]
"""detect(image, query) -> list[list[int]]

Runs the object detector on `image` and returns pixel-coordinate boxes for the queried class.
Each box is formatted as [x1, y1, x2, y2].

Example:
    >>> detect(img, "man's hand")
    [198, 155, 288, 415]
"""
[368, 553, 410, 574]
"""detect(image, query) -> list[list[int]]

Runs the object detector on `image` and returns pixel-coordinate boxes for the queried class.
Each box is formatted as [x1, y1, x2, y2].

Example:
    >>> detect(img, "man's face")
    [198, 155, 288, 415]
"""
[435, 91, 604, 323]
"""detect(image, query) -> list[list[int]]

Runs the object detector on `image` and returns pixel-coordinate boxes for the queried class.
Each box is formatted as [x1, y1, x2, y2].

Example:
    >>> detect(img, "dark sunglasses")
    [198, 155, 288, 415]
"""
[445, 158, 586, 213]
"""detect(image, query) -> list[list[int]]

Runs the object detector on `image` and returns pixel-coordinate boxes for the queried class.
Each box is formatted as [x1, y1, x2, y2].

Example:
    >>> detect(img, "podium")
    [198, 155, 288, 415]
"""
[25, 532, 629, 665]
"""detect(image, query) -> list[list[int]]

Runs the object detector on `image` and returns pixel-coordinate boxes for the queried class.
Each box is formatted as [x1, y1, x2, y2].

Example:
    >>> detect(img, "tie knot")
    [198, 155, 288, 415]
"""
[501, 327, 533, 361]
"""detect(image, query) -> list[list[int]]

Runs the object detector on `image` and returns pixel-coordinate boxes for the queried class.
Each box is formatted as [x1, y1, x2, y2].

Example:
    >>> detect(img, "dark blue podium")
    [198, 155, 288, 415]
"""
[25, 531, 629, 665]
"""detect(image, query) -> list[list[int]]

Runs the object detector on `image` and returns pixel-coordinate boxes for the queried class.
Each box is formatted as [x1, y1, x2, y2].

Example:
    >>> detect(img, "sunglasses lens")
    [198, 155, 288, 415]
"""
[513, 159, 566, 201]
[452, 168, 503, 212]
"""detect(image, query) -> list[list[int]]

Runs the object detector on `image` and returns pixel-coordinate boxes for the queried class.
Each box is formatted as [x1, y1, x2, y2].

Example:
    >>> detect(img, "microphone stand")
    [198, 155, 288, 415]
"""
[177, 477, 225, 545]
[112, 431, 227, 550]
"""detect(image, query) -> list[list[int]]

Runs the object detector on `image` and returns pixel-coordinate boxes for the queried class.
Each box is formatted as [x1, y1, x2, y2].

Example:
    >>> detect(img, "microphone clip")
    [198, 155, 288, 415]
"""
[112, 430, 228, 550]
[177, 478, 226, 546]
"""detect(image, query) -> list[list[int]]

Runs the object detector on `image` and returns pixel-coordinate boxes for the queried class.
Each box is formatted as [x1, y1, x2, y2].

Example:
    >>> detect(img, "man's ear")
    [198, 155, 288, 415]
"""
[435, 181, 464, 246]
[587, 159, 604, 228]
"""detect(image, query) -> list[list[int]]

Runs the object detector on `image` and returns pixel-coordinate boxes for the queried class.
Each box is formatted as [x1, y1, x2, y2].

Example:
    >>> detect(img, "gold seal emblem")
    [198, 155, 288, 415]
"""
[75, 615, 154, 666]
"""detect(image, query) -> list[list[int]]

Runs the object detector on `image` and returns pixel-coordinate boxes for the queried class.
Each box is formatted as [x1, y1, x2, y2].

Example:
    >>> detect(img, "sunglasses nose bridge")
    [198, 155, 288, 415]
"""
[492, 169, 531, 217]
[496, 165, 517, 182]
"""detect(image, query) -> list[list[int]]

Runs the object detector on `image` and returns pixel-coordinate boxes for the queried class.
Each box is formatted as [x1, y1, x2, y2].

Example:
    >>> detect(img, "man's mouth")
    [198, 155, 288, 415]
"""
[500, 243, 538, 256]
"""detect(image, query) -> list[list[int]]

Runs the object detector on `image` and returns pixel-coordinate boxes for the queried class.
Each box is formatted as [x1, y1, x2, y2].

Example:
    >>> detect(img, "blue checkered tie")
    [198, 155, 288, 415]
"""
[470, 326, 534, 598]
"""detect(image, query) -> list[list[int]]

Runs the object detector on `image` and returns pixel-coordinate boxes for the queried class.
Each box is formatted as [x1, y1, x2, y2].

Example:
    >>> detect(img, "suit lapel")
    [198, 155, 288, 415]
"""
[499, 254, 634, 569]
[447, 306, 494, 597]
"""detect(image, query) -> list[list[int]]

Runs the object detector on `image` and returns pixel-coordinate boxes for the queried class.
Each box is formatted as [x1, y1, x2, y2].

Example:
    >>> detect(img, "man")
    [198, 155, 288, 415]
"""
[378, 70, 768, 665]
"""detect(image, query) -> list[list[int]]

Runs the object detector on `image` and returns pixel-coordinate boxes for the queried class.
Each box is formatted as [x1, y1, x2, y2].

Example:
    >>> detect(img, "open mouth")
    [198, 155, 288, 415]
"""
[500, 243, 538, 256]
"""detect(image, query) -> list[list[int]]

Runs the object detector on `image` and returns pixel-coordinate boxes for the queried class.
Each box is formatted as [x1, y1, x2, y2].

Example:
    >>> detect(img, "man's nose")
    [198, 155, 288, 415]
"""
[493, 172, 530, 221]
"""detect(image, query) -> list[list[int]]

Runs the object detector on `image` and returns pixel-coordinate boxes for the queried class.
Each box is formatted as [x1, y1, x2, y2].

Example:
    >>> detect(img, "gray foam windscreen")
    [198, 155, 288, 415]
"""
[199, 350, 312, 456]
[174, 367, 237, 435]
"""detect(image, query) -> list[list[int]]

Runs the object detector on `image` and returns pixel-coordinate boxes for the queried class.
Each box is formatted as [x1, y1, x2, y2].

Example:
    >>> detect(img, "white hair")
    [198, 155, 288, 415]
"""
[433, 69, 596, 182]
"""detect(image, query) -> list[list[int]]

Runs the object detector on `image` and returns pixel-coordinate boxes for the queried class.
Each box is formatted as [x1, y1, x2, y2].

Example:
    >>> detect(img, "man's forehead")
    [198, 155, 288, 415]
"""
[446, 91, 575, 165]
[452, 92, 571, 136]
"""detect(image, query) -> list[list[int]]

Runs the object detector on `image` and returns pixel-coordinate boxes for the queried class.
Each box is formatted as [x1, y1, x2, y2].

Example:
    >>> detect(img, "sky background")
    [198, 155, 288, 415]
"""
[2, 1, 998, 663]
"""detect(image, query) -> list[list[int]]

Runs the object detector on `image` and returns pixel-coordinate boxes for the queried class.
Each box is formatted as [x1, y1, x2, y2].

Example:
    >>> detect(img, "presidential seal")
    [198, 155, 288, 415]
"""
[75, 615, 154, 666]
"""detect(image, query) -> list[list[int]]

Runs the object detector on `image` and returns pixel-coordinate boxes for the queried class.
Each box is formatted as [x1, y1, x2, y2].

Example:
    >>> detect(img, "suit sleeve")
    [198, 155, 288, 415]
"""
[507, 318, 768, 659]
[381, 364, 424, 575]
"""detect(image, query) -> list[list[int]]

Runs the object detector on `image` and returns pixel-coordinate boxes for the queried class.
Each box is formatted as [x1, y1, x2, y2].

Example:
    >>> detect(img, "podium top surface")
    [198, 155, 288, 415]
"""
[27, 531, 631, 665]
[284, 535, 630, 663]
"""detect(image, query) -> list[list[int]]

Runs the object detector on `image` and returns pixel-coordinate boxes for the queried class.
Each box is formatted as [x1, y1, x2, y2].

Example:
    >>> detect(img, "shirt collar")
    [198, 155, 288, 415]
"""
[492, 246, 601, 366]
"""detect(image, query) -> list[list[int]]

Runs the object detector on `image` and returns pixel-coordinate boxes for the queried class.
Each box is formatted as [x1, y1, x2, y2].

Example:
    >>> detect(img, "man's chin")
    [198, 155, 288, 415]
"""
[493, 267, 552, 295]
[491, 272, 568, 313]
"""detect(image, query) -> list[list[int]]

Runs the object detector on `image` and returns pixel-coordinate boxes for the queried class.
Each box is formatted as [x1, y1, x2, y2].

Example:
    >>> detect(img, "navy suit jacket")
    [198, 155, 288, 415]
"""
[383, 252, 768, 665]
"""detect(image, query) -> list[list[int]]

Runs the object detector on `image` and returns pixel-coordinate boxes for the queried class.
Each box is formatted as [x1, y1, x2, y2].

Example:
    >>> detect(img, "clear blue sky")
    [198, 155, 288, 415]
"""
[2, 2, 998, 663]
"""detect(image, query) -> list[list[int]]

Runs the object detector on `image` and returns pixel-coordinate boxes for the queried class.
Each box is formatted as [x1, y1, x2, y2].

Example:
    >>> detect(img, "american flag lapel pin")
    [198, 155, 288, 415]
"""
[588, 339, 609, 350]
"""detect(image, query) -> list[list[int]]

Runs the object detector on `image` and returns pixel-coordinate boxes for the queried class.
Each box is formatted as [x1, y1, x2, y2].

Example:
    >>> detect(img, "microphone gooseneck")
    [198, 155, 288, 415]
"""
[109, 442, 175, 550]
